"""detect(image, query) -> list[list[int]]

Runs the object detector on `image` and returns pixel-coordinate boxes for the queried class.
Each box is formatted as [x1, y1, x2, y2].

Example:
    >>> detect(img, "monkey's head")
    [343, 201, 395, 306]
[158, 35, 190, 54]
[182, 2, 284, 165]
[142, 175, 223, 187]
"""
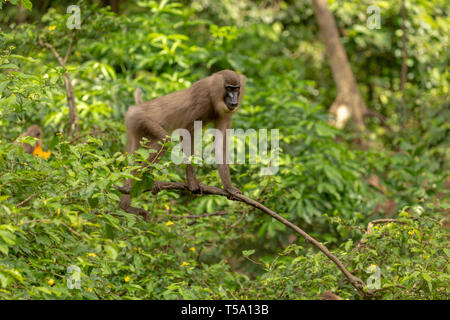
[25, 125, 42, 146]
[20, 125, 43, 154]
[224, 83, 240, 111]
[26, 125, 42, 139]
[214, 70, 245, 114]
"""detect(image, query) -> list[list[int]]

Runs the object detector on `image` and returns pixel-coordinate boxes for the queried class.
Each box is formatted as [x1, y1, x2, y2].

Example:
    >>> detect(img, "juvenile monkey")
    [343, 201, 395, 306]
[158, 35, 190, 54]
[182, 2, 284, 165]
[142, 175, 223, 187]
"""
[119, 70, 246, 217]
[18, 125, 43, 154]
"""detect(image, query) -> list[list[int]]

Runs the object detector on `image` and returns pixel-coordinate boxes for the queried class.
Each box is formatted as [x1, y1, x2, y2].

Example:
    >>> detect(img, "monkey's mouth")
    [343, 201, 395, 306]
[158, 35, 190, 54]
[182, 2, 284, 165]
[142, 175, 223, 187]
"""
[227, 103, 238, 111]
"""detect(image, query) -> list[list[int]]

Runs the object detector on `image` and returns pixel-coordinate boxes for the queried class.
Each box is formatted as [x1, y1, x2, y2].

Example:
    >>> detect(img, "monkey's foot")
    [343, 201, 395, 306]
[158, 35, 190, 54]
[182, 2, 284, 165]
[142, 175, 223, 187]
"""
[119, 195, 150, 221]
[225, 186, 242, 200]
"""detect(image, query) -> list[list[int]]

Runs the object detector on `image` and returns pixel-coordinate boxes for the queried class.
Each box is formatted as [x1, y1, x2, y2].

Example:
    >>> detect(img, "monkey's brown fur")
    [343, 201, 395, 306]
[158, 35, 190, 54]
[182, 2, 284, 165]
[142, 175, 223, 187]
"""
[119, 70, 246, 218]
[18, 125, 42, 154]
[320, 291, 343, 300]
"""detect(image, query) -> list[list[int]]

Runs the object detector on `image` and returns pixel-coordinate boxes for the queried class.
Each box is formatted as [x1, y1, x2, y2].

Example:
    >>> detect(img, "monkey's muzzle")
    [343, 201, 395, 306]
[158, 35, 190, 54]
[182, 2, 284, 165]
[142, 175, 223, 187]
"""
[227, 103, 238, 110]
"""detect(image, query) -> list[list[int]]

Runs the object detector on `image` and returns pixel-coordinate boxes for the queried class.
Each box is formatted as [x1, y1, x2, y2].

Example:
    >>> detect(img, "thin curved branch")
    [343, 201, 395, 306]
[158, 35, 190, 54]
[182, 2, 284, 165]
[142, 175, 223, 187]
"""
[170, 210, 228, 220]
[144, 180, 371, 297]
[38, 39, 79, 136]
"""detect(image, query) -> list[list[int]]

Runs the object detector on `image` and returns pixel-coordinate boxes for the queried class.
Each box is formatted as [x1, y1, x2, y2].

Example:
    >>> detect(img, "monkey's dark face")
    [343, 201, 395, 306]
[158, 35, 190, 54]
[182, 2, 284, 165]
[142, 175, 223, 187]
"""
[25, 125, 42, 146]
[224, 85, 240, 111]
[30, 129, 41, 138]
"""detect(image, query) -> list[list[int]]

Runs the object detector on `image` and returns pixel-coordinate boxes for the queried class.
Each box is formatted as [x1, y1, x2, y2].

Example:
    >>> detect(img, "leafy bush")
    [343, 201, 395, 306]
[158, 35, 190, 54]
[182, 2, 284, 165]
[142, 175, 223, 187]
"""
[0, 0, 448, 300]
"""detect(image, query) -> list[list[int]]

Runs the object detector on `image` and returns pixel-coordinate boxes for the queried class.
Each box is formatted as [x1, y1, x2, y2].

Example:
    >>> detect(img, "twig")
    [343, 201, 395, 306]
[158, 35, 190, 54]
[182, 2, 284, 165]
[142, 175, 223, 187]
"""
[68, 128, 106, 144]
[229, 210, 247, 229]
[16, 193, 37, 208]
[38, 39, 79, 136]
[63, 36, 74, 66]
[357, 219, 406, 250]
[370, 219, 406, 226]
[61, 222, 82, 238]
[39, 41, 65, 67]
[142, 180, 370, 297]
[170, 211, 228, 220]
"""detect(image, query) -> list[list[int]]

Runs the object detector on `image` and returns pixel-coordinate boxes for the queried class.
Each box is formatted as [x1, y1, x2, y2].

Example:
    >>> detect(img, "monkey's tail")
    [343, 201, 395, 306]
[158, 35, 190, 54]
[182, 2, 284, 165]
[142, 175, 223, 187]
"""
[134, 88, 143, 105]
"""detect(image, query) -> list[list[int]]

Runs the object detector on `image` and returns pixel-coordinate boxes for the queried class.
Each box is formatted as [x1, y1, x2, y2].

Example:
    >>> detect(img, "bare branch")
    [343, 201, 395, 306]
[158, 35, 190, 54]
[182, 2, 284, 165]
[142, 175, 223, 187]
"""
[358, 218, 406, 251]
[63, 36, 74, 66]
[38, 39, 79, 136]
[229, 210, 247, 229]
[16, 193, 37, 208]
[170, 211, 228, 220]
[125, 180, 371, 297]
[39, 41, 65, 67]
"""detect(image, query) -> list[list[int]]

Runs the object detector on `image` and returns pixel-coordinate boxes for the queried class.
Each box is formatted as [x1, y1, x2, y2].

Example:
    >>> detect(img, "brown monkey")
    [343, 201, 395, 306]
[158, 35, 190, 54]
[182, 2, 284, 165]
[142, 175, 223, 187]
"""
[118, 70, 245, 217]
[320, 291, 342, 300]
[17, 125, 43, 154]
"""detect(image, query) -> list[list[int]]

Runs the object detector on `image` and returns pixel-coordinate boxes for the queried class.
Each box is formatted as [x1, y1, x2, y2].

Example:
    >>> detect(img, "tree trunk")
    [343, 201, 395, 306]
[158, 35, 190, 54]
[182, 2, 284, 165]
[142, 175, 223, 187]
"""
[311, 0, 367, 129]
[109, 0, 122, 13]
[63, 73, 79, 136]
[16, 1, 27, 24]
[400, 0, 407, 92]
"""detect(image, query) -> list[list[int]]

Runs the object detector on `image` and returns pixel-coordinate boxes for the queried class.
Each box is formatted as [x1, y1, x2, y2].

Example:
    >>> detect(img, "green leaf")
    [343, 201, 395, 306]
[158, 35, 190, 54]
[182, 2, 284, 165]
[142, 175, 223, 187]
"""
[242, 249, 255, 257]
[421, 272, 432, 282]
[0, 274, 8, 288]
[130, 173, 154, 198]
[0, 64, 18, 69]
[104, 245, 118, 260]
[0, 244, 9, 255]
[21, 0, 32, 10]
[443, 248, 450, 258]
[0, 230, 16, 245]
[315, 122, 336, 138]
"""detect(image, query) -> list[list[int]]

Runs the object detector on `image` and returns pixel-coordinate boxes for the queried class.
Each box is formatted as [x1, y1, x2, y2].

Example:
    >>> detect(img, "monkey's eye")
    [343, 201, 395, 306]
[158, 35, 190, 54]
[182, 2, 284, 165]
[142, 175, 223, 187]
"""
[226, 86, 240, 93]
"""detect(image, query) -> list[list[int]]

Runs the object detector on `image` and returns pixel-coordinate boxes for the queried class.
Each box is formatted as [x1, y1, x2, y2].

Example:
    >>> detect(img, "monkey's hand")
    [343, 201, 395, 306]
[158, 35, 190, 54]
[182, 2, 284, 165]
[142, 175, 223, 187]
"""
[225, 186, 242, 200]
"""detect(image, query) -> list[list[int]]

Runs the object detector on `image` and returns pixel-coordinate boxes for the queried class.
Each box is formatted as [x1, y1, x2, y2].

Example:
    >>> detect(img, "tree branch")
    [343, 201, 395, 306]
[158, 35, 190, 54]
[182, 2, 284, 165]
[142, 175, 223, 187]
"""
[38, 39, 79, 136]
[39, 41, 65, 67]
[134, 180, 371, 297]
[170, 210, 228, 220]
[63, 35, 74, 66]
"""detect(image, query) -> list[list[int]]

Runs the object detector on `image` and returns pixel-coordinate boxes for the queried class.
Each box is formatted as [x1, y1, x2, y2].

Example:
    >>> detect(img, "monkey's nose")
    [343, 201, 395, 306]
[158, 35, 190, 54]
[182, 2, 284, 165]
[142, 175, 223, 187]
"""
[229, 103, 238, 109]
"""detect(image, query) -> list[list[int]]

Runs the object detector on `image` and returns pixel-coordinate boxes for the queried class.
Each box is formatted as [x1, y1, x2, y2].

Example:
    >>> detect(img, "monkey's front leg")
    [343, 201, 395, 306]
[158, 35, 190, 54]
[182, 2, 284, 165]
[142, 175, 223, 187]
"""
[216, 119, 241, 197]
[184, 128, 203, 193]
[218, 163, 242, 197]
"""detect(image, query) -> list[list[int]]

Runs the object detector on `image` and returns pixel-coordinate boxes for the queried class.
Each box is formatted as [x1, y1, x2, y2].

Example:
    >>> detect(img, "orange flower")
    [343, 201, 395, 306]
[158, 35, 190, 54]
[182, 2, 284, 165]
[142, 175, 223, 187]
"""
[33, 145, 51, 159]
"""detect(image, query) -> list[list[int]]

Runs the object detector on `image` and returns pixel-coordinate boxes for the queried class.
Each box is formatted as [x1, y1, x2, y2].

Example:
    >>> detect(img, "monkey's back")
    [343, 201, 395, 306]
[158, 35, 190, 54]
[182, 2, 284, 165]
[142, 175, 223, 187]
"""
[126, 77, 215, 133]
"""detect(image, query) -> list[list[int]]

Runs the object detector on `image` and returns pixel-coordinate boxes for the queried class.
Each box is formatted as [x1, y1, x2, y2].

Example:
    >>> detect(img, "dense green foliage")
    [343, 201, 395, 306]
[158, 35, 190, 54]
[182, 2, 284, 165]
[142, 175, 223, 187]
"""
[0, 0, 448, 299]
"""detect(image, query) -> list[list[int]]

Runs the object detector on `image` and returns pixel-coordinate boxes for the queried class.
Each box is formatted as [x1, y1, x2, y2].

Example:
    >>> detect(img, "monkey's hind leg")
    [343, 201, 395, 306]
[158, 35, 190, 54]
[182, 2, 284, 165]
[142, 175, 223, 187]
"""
[117, 117, 169, 220]
[119, 194, 150, 221]
[184, 130, 202, 193]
